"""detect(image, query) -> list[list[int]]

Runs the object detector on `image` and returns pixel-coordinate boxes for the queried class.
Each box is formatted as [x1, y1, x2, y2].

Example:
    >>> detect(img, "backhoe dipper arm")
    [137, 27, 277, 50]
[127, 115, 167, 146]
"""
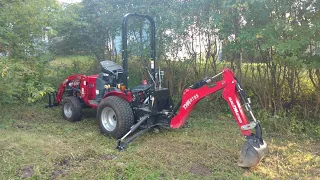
[170, 68, 251, 136]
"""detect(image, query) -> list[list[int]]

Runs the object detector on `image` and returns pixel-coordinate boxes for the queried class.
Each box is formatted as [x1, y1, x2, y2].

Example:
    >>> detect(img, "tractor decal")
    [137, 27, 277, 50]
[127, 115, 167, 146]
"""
[228, 97, 243, 124]
[182, 94, 199, 110]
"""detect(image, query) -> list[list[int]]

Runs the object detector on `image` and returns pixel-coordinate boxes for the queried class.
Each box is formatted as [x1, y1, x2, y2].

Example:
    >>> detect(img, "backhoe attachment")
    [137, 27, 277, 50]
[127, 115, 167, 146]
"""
[170, 68, 268, 167]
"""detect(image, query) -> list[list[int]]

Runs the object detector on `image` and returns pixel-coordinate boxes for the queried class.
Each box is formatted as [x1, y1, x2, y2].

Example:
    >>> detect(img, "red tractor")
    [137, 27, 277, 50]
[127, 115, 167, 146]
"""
[47, 13, 268, 167]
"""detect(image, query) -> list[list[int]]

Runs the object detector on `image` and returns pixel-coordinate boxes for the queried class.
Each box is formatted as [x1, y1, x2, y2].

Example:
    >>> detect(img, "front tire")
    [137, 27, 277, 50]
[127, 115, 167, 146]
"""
[97, 96, 134, 139]
[61, 96, 83, 122]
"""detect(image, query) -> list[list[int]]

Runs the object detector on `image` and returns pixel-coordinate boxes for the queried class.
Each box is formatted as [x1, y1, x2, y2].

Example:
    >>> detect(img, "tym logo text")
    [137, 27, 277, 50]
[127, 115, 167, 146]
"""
[183, 94, 199, 110]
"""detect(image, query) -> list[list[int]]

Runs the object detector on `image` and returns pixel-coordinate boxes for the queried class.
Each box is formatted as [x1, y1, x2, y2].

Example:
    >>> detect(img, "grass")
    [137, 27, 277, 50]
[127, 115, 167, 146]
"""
[0, 104, 319, 179]
[1, 55, 319, 179]
[49, 56, 95, 70]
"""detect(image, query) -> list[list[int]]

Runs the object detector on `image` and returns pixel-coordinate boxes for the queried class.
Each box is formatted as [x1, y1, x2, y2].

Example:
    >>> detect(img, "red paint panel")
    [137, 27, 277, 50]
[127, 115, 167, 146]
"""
[170, 82, 225, 128]
[103, 91, 133, 103]
[170, 68, 252, 136]
[87, 74, 99, 100]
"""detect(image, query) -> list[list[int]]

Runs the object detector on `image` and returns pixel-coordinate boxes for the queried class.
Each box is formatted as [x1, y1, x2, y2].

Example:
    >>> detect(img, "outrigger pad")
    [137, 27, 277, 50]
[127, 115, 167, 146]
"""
[238, 136, 269, 167]
[117, 140, 127, 151]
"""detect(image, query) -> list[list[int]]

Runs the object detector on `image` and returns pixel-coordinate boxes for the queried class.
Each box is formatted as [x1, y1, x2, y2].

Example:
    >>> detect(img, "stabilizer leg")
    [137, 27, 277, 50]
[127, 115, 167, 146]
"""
[117, 115, 150, 151]
[117, 128, 150, 150]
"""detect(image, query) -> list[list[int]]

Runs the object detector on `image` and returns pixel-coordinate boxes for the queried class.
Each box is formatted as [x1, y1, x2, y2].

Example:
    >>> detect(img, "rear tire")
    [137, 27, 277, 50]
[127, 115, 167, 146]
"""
[97, 96, 134, 139]
[61, 96, 83, 122]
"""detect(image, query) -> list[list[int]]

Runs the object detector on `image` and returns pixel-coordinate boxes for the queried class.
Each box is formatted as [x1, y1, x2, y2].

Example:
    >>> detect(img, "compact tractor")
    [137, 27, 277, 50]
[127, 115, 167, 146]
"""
[47, 13, 268, 167]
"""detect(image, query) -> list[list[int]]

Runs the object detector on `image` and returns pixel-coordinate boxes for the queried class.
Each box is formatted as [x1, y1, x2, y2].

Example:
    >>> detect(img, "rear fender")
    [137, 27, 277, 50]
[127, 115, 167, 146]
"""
[103, 91, 133, 103]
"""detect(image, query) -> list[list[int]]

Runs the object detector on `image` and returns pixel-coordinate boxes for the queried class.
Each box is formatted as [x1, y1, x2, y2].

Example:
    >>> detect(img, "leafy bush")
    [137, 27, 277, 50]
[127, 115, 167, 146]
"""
[0, 56, 55, 106]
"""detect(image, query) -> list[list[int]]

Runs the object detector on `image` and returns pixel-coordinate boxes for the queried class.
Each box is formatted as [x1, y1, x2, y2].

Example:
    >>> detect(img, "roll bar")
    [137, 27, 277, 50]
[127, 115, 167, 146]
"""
[122, 13, 156, 87]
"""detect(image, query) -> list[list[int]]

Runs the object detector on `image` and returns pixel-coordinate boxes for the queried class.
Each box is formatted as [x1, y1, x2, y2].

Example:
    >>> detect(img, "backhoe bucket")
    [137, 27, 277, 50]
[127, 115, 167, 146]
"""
[238, 136, 268, 167]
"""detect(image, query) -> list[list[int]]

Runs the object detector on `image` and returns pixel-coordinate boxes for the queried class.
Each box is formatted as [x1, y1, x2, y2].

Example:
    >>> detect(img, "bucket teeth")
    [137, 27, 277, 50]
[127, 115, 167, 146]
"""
[238, 137, 269, 167]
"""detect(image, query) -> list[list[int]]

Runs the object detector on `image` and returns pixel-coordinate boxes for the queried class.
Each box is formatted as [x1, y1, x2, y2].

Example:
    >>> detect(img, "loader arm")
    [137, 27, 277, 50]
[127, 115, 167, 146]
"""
[170, 68, 268, 167]
[55, 74, 87, 104]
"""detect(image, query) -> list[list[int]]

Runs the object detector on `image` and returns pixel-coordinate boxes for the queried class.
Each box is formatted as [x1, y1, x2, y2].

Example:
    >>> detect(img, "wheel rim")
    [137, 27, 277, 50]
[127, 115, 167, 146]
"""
[101, 107, 117, 131]
[64, 102, 73, 118]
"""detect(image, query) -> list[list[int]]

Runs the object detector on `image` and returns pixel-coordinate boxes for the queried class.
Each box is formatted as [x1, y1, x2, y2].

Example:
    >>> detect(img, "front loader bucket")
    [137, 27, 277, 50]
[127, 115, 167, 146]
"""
[238, 136, 269, 167]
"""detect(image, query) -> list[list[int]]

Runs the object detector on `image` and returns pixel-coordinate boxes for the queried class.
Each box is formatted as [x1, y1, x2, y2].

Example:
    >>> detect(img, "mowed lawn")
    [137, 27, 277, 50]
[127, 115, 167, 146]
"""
[0, 104, 319, 179]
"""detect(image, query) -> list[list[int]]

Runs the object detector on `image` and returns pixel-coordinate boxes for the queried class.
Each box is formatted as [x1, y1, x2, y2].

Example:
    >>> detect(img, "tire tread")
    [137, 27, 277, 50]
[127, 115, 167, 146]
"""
[61, 96, 83, 122]
[98, 96, 134, 139]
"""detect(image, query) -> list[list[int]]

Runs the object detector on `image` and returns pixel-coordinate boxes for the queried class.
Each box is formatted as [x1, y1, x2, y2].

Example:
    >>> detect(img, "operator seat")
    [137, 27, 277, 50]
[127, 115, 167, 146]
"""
[95, 60, 123, 102]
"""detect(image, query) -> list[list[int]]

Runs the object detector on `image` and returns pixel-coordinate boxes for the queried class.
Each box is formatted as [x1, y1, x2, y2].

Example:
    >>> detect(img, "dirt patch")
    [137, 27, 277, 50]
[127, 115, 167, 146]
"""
[189, 164, 211, 176]
[52, 157, 72, 179]
[16, 165, 34, 179]
[51, 169, 67, 179]
[57, 158, 70, 167]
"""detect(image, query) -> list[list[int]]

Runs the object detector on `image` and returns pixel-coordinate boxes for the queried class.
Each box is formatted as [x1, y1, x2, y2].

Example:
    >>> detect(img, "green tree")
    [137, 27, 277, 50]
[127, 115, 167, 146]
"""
[0, 0, 59, 105]
[49, 3, 90, 55]
[0, 0, 59, 58]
